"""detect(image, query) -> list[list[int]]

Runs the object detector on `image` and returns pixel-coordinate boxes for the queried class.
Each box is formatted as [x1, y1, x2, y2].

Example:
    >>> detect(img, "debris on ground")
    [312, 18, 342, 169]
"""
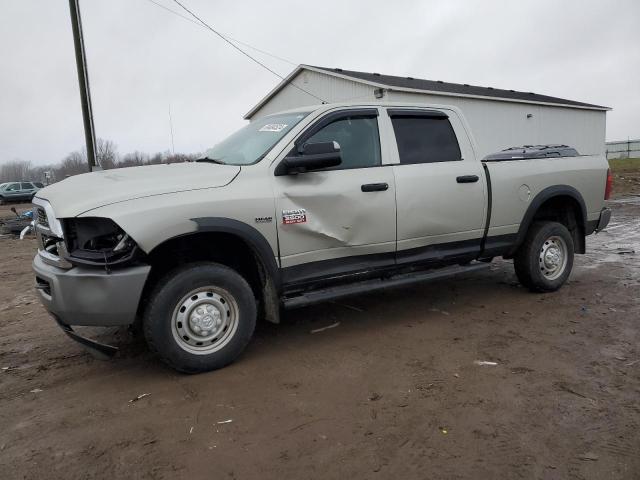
[429, 308, 450, 315]
[328, 301, 364, 312]
[29, 388, 43, 393]
[0, 208, 34, 236]
[577, 452, 599, 461]
[310, 322, 340, 334]
[473, 360, 498, 366]
[368, 392, 382, 401]
[439, 426, 449, 435]
[217, 419, 233, 424]
[556, 382, 595, 402]
[129, 393, 151, 403]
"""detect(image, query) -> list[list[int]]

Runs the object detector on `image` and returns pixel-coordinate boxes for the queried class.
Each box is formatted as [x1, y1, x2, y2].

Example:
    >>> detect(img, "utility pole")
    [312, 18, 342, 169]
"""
[68, 0, 98, 172]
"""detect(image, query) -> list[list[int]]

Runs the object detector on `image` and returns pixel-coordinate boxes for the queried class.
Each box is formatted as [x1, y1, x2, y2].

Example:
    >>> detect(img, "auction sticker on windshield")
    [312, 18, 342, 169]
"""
[259, 124, 288, 132]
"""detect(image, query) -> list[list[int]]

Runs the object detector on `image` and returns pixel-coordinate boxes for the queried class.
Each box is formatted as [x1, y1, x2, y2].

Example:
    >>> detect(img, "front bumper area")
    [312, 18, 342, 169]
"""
[33, 253, 151, 327]
[53, 315, 119, 360]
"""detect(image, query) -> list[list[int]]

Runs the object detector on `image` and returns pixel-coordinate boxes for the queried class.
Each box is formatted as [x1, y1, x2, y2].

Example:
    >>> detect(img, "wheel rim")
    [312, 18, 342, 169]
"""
[539, 235, 568, 280]
[171, 287, 239, 355]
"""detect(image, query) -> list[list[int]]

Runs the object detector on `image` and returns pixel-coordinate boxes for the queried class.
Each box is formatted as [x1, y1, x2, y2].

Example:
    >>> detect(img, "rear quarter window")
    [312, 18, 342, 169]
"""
[390, 115, 462, 164]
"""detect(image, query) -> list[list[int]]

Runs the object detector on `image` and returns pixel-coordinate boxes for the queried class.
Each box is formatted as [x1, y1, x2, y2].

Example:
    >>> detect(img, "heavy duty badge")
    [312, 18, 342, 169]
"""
[282, 209, 307, 225]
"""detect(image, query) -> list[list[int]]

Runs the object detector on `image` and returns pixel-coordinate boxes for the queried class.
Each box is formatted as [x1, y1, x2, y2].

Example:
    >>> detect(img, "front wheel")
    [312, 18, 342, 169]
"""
[143, 263, 257, 373]
[514, 221, 574, 292]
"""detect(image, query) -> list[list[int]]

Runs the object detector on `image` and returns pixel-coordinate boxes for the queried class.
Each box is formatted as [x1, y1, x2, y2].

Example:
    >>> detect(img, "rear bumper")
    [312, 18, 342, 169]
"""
[32, 254, 150, 326]
[596, 207, 611, 232]
[586, 207, 612, 235]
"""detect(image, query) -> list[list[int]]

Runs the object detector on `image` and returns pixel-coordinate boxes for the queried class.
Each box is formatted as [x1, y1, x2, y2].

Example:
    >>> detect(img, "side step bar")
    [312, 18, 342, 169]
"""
[283, 261, 490, 310]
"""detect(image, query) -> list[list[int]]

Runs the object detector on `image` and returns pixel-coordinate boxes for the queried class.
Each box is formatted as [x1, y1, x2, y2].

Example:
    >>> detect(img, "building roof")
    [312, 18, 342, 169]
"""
[245, 65, 609, 118]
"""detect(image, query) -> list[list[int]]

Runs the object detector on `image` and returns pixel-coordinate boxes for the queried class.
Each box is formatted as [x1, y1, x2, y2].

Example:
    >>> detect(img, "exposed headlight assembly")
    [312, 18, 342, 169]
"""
[63, 217, 142, 268]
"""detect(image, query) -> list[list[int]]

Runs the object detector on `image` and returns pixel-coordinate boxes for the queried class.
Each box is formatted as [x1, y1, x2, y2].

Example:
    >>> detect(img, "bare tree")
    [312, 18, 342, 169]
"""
[0, 160, 32, 183]
[147, 152, 164, 165]
[1, 138, 197, 186]
[119, 151, 149, 168]
[95, 138, 118, 170]
[56, 151, 87, 178]
[165, 153, 197, 164]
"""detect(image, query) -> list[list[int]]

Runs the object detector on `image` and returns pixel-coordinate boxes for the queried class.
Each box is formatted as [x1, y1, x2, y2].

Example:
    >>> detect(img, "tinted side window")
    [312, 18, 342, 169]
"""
[33, 182, 44, 188]
[305, 116, 381, 169]
[391, 116, 461, 164]
[21, 183, 34, 189]
[6, 183, 20, 191]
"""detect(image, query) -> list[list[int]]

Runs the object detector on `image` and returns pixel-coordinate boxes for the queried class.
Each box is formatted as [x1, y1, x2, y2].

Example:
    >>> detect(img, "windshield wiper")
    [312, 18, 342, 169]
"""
[197, 157, 226, 165]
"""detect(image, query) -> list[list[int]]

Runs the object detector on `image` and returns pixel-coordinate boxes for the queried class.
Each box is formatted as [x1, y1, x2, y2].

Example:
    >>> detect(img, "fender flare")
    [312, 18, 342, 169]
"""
[189, 217, 280, 288]
[511, 185, 587, 253]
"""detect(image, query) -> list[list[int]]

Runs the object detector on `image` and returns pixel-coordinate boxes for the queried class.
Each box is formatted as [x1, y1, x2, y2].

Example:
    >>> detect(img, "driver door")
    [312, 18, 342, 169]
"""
[272, 108, 397, 286]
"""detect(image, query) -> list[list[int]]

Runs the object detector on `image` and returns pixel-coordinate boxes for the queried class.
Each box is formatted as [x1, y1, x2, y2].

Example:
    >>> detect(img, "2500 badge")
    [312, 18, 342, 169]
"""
[282, 209, 307, 225]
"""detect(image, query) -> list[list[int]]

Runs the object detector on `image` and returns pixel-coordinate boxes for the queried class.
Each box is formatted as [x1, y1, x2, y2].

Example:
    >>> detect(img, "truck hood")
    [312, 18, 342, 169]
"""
[36, 162, 241, 218]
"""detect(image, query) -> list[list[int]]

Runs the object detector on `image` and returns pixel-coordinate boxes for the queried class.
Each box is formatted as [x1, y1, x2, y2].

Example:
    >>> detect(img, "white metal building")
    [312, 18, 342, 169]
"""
[245, 65, 609, 159]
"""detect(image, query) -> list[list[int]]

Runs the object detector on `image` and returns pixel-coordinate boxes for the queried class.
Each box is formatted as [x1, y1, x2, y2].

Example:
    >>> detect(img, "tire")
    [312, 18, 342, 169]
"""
[0, 197, 5, 206]
[514, 221, 574, 292]
[143, 262, 257, 373]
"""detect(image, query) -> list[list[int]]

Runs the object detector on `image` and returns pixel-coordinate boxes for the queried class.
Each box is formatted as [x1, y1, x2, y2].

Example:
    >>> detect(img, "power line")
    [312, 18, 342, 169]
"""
[168, 0, 326, 103]
[143, 0, 297, 67]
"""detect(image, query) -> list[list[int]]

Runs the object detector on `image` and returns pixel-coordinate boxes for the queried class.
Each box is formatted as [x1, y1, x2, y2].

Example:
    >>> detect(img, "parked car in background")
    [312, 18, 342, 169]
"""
[0, 181, 43, 204]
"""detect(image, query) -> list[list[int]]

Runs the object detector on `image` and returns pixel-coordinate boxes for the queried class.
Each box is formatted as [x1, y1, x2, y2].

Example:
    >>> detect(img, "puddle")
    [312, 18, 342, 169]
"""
[579, 198, 640, 280]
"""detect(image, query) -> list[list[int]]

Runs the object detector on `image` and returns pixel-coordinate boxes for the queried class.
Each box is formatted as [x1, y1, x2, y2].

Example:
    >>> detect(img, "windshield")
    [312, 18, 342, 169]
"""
[203, 112, 310, 165]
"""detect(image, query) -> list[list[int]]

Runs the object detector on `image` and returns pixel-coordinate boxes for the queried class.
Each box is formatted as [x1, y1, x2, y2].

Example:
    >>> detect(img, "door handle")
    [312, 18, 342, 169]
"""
[456, 175, 479, 183]
[361, 183, 389, 192]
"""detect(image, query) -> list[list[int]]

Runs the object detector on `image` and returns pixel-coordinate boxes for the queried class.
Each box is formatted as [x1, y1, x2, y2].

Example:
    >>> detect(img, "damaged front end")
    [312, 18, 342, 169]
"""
[63, 216, 144, 271]
[32, 198, 150, 359]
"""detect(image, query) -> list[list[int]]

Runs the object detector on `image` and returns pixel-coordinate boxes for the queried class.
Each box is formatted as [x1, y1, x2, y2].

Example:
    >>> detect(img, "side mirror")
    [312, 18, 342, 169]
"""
[275, 141, 341, 176]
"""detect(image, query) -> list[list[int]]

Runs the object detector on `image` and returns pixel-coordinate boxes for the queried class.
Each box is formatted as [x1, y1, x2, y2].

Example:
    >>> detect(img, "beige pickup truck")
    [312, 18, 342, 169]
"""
[32, 102, 612, 372]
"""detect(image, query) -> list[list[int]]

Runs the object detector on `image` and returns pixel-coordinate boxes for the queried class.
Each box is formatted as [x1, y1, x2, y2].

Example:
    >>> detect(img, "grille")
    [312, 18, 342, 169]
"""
[36, 207, 49, 228]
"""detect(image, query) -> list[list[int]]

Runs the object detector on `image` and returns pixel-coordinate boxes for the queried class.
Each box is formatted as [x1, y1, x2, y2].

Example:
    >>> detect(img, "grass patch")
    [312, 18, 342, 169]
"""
[609, 158, 640, 172]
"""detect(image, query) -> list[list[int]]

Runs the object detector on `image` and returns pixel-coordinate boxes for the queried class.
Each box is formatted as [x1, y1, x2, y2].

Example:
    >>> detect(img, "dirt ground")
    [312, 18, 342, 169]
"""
[1, 191, 639, 479]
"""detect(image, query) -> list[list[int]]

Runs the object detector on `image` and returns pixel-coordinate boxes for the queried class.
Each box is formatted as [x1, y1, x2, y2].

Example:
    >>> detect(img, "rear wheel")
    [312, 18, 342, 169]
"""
[143, 263, 256, 373]
[514, 221, 574, 292]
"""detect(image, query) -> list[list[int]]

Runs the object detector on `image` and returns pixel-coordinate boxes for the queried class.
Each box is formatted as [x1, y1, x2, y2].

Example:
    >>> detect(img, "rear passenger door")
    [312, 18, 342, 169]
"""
[20, 183, 35, 200]
[388, 108, 487, 265]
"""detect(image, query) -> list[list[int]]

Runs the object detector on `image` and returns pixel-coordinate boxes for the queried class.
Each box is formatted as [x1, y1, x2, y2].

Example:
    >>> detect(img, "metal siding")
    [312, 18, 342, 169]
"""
[250, 71, 606, 158]
[249, 70, 375, 119]
[387, 91, 606, 158]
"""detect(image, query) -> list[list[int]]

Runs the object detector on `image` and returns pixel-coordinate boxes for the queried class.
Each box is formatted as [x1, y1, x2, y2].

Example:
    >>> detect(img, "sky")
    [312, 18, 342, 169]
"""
[1, 0, 639, 166]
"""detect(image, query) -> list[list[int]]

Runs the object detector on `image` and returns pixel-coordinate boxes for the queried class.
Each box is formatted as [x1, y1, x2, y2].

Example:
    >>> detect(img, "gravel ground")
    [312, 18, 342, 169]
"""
[0, 197, 638, 479]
